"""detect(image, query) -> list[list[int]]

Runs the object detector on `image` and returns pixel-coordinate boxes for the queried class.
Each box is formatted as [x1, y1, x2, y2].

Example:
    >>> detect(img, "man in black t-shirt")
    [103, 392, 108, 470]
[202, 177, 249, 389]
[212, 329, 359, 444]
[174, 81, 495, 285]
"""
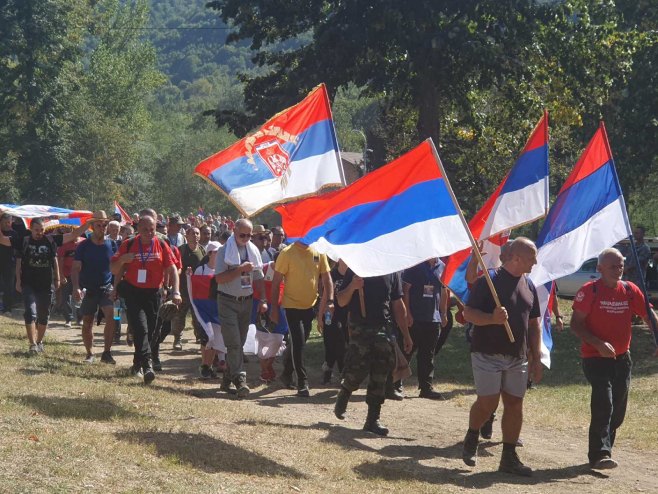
[0, 214, 18, 313]
[461, 237, 542, 476]
[0, 217, 89, 353]
[333, 268, 412, 436]
[402, 258, 448, 399]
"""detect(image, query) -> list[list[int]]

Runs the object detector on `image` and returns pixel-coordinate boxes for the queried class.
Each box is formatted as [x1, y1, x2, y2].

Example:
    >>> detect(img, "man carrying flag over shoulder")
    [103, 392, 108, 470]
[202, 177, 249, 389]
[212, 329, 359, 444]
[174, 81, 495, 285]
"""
[462, 237, 542, 477]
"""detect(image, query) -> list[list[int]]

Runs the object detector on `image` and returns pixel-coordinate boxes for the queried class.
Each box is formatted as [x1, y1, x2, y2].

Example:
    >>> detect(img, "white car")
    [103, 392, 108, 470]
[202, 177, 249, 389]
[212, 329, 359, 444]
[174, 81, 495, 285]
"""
[555, 258, 600, 298]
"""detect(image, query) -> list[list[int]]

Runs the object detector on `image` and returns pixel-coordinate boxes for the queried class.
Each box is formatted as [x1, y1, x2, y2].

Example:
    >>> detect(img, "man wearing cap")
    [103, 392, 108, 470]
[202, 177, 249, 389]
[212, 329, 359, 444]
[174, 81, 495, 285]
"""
[271, 226, 287, 251]
[252, 225, 276, 263]
[215, 219, 267, 397]
[168, 215, 186, 248]
[171, 226, 206, 351]
[111, 215, 181, 384]
[71, 211, 119, 364]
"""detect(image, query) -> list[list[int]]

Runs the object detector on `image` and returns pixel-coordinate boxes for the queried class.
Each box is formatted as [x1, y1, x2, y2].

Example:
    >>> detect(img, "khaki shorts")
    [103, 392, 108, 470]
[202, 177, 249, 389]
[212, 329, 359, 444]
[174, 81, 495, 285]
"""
[471, 352, 528, 398]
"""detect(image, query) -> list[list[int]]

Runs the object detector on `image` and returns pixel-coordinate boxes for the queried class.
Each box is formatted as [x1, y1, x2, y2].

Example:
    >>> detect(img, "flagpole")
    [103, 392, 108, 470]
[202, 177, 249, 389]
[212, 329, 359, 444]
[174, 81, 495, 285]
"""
[428, 139, 515, 343]
[600, 122, 658, 345]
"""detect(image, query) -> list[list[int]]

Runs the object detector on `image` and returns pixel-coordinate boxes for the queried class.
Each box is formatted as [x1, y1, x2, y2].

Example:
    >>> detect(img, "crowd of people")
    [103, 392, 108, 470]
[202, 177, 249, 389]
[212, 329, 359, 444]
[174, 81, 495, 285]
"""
[0, 209, 655, 477]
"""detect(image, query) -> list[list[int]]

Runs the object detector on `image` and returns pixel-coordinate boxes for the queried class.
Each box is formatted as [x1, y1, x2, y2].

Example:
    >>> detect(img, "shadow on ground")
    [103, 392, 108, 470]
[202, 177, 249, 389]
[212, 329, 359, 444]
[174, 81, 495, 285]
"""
[10, 394, 141, 421]
[115, 430, 307, 478]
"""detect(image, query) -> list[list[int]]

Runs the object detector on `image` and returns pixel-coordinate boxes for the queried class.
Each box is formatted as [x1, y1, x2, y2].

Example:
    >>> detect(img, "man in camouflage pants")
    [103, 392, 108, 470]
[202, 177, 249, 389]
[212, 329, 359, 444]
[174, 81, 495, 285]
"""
[333, 269, 412, 436]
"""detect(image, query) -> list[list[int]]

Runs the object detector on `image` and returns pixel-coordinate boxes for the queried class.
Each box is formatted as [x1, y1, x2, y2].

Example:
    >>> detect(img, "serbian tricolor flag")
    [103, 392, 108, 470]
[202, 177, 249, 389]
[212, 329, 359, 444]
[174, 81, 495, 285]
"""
[529, 122, 632, 367]
[114, 201, 132, 225]
[187, 273, 224, 348]
[443, 112, 550, 301]
[195, 84, 344, 217]
[0, 204, 92, 229]
[277, 139, 472, 276]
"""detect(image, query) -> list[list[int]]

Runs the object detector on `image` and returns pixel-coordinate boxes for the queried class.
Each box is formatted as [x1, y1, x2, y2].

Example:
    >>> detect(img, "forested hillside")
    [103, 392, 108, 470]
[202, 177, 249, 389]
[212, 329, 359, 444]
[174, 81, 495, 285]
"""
[1, 0, 656, 228]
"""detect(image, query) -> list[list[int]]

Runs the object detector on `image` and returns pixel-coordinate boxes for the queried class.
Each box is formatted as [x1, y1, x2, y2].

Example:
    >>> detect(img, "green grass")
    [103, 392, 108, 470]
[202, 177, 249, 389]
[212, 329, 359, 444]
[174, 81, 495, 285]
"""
[0, 304, 657, 493]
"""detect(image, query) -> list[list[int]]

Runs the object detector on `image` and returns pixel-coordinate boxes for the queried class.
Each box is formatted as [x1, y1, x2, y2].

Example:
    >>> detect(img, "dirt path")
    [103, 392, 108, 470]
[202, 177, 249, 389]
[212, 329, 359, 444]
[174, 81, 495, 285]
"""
[35, 317, 658, 493]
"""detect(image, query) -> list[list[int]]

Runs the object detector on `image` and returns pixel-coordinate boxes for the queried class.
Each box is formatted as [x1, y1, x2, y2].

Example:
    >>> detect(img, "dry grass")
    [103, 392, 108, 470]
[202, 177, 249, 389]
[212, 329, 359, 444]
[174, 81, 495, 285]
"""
[0, 301, 657, 493]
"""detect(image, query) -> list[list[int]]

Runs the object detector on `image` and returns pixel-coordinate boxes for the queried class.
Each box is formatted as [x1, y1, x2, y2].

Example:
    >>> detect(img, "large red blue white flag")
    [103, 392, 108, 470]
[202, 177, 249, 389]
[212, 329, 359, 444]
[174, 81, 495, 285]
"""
[276, 140, 472, 277]
[529, 122, 632, 367]
[195, 84, 344, 216]
[443, 112, 550, 301]
[114, 201, 132, 225]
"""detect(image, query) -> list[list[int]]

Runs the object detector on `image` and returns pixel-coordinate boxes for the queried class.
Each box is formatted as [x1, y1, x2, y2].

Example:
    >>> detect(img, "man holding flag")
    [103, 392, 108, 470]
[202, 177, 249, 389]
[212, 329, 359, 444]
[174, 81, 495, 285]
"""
[462, 237, 542, 477]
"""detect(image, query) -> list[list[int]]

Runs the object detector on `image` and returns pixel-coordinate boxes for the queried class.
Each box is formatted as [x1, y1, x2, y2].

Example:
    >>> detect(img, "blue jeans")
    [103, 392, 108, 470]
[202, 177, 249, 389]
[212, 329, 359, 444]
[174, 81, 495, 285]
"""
[582, 352, 632, 465]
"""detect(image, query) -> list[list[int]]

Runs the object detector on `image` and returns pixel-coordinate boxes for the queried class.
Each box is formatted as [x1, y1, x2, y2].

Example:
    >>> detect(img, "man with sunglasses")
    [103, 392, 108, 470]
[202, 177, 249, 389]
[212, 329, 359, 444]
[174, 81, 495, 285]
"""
[251, 225, 276, 263]
[215, 219, 267, 397]
[271, 226, 287, 251]
[71, 211, 119, 364]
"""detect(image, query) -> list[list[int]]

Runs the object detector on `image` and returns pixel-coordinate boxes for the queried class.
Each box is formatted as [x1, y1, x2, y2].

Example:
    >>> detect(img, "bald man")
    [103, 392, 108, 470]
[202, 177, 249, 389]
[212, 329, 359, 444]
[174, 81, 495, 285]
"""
[462, 237, 542, 476]
[571, 247, 657, 470]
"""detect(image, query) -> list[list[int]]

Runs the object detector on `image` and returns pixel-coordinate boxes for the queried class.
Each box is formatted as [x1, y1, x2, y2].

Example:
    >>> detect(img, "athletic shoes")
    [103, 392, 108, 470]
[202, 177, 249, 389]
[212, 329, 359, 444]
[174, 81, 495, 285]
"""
[36, 342, 44, 353]
[28, 344, 39, 355]
[100, 351, 116, 365]
[83, 354, 95, 364]
[591, 457, 618, 470]
[152, 358, 162, 372]
[199, 365, 213, 380]
[130, 365, 143, 378]
[296, 386, 310, 398]
[143, 365, 156, 385]
[173, 337, 183, 351]
[64, 321, 72, 328]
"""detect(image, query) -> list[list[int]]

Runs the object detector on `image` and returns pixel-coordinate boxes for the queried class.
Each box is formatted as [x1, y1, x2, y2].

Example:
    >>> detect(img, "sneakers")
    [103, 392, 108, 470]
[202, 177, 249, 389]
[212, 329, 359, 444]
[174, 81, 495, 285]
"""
[100, 351, 116, 365]
[64, 321, 72, 328]
[591, 457, 618, 470]
[499, 449, 533, 477]
[199, 364, 213, 380]
[235, 378, 250, 398]
[296, 386, 310, 398]
[36, 342, 44, 353]
[83, 354, 95, 364]
[480, 413, 495, 440]
[385, 389, 404, 401]
[220, 378, 236, 394]
[130, 365, 143, 378]
[419, 388, 444, 400]
[462, 429, 479, 466]
[152, 357, 162, 372]
[173, 337, 183, 351]
[143, 365, 156, 385]
[28, 344, 39, 355]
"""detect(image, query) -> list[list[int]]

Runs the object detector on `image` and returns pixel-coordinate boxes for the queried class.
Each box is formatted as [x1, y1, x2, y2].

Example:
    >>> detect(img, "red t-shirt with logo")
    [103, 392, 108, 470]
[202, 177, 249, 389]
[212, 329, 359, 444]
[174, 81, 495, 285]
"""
[112, 236, 175, 289]
[572, 280, 647, 358]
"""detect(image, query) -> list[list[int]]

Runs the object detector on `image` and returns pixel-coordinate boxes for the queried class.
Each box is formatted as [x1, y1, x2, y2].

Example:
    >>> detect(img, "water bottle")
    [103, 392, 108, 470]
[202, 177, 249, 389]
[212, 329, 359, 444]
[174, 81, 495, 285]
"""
[73, 289, 85, 310]
[113, 299, 121, 321]
[324, 309, 332, 326]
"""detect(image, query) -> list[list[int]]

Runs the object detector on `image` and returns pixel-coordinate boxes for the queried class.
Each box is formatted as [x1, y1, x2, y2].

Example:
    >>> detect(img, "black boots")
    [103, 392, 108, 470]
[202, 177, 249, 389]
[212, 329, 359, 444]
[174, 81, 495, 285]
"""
[334, 386, 351, 419]
[363, 399, 389, 436]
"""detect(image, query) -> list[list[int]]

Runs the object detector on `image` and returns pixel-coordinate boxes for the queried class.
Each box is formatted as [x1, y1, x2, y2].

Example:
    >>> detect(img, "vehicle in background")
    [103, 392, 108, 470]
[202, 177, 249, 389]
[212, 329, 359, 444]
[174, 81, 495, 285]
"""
[555, 258, 600, 298]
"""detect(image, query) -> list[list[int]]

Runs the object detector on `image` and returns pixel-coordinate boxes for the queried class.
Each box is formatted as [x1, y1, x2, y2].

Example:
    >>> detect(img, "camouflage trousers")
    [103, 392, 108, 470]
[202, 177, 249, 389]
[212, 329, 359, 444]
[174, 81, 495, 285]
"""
[341, 323, 395, 403]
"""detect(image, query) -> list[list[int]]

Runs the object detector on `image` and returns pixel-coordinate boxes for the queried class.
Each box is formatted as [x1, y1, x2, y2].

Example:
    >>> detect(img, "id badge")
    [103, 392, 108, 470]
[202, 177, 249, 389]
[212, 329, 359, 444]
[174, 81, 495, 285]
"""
[240, 273, 252, 289]
[137, 269, 147, 284]
[423, 284, 434, 298]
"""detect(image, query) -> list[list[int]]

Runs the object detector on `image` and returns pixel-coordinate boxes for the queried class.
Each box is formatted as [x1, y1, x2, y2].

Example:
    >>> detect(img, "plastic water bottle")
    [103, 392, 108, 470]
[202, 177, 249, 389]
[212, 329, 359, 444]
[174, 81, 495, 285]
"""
[113, 299, 121, 321]
[324, 310, 332, 326]
[73, 289, 85, 310]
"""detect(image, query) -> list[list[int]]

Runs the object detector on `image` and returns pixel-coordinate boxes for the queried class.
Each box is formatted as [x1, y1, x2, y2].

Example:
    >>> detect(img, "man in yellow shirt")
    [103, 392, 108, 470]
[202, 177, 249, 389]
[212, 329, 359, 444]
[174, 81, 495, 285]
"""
[270, 241, 333, 397]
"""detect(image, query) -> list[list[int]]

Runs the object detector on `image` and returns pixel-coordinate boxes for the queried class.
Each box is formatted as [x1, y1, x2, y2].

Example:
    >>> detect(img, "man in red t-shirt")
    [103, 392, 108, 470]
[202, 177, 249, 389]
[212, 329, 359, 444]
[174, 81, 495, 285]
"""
[57, 237, 83, 327]
[571, 247, 657, 471]
[111, 216, 182, 384]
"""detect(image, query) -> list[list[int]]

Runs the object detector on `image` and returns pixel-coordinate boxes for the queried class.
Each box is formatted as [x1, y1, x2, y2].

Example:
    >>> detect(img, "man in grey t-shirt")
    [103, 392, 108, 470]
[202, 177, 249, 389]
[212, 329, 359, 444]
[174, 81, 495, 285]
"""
[215, 219, 267, 397]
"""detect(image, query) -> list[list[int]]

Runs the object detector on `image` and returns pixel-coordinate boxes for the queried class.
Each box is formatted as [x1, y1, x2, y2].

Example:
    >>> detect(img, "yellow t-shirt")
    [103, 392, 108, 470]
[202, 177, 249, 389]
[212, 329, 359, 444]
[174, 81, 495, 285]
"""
[275, 243, 330, 309]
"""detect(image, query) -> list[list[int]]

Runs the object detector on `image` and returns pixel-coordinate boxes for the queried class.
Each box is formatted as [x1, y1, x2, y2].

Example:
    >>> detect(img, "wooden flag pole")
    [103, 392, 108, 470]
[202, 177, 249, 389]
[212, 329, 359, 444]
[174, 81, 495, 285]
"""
[359, 288, 366, 318]
[427, 139, 515, 343]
